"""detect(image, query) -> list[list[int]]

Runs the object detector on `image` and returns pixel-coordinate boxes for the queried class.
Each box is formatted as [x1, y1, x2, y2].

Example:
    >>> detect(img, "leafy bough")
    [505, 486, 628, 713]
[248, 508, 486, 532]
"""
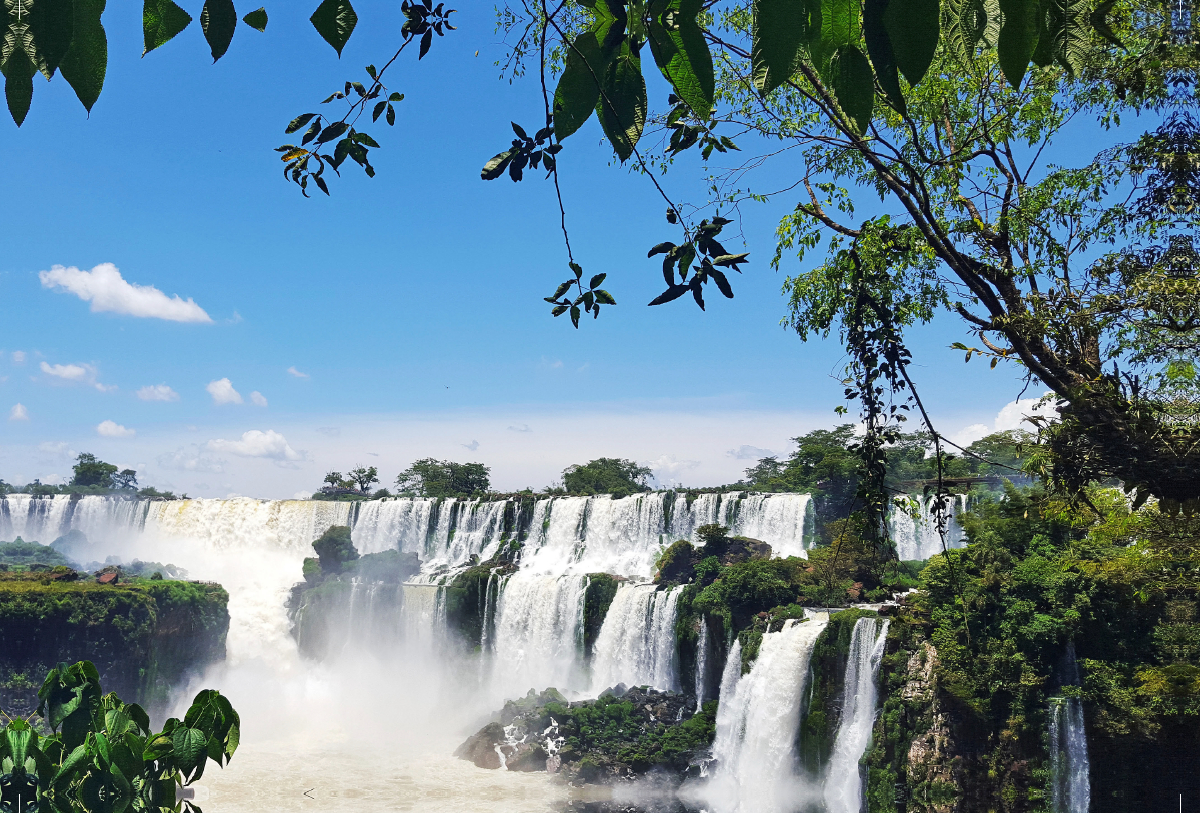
[0, 661, 239, 813]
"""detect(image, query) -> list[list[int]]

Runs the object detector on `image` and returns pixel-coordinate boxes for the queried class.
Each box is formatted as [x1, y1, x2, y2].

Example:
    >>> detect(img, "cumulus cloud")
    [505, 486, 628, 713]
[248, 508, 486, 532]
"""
[137, 384, 180, 402]
[158, 447, 225, 473]
[97, 420, 135, 438]
[726, 444, 775, 460]
[206, 430, 306, 464]
[207, 378, 243, 405]
[39, 441, 70, 457]
[40, 361, 112, 391]
[287, 366, 309, 379]
[11, 351, 25, 364]
[950, 394, 1060, 447]
[508, 424, 532, 433]
[9, 403, 28, 421]
[39, 263, 212, 323]
[647, 454, 701, 487]
[250, 391, 268, 407]
[462, 440, 480, 451]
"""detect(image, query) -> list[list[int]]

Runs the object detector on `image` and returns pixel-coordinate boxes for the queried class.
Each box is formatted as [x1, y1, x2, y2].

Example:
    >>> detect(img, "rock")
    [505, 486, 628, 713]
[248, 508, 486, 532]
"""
[454, 721, 504, 769]
[97, 571, 118, 585]
[505, 741, 548, 772]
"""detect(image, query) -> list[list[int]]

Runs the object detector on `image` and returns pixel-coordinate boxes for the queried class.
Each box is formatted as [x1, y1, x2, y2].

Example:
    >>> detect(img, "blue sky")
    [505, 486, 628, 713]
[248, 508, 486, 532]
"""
[0, 2, 1054, 498]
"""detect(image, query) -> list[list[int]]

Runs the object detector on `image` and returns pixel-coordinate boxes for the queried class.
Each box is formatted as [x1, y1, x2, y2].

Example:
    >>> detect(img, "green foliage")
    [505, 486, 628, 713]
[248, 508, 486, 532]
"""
[311, 525, 359, 575]
[561, 458, 651, 497]
[0, 539, 73, 571]
[348, 465, 379, 493]
[584, 574, 620, 655]
[395, 458, 491, 498]
[69, 454, 119, 489]
[0, 661, 239, 813]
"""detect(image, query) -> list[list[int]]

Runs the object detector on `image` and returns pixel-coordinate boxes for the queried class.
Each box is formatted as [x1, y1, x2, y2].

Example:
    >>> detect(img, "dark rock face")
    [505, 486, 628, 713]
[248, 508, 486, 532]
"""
[457, 686, 715, 786]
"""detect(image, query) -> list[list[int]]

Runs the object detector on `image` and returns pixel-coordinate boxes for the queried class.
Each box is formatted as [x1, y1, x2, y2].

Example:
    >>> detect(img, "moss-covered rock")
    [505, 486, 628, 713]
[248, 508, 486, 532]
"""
[0, 573, 228, 716]
[444, 558, 516, 647]
[583, 574, 619, 656]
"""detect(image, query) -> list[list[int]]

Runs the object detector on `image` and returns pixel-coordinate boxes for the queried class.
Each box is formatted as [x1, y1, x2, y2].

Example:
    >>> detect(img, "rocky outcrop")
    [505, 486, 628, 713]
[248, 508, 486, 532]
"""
[457, 686, 715, 785]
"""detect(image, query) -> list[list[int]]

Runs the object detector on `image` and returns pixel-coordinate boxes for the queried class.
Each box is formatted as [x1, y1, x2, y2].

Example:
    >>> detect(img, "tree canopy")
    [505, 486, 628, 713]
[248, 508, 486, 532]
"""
[561, 457, 653, 497]
[394, 458, 491, 498]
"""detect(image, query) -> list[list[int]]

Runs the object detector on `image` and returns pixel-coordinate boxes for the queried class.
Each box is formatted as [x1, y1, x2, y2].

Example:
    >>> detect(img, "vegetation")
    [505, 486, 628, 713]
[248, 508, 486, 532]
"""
[561, 458, 652, 498]
[0, 539, 75, 571]
[0, 661, 239, 813]
[394, 458, 491, 498]
[308, 525, 359, 578]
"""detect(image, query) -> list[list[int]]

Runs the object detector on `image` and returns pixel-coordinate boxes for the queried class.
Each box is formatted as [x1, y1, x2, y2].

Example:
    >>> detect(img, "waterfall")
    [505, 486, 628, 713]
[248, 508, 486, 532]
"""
[590, 584, 682, 693]
[1048, 697, 1090, 813]
[889, 494, 970, 560]
[733, 494, 811, 558]
[709, 613, 830, 813]
[491, 572, 589, 697]
[694, 620, 709, 712]
[823, 617, 890, 813]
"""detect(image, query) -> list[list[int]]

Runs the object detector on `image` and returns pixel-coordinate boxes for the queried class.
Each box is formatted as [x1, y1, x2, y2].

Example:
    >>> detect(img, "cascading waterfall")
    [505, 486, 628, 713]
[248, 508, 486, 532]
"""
[491, 573, 589, 697]
[708, 613, 830, 813]
[823, 617, 890, 813]
[1048, 697, 1090, 813]
[694, 620, 709, 712]
[590, 583, 682, 693]
[888, 494, 970, 560]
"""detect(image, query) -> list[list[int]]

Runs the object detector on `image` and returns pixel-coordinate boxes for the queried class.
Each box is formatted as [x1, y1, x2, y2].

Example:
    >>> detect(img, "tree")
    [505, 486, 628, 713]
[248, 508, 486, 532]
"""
[561, 458, 652, 497]
[323, 470, 344, 489]
[312, 525, 359, 574]
[111, 469, 138, 490]
[394, 458, 491, 498]
[70, 453, 118, 488]
[348, 465, 379, 493]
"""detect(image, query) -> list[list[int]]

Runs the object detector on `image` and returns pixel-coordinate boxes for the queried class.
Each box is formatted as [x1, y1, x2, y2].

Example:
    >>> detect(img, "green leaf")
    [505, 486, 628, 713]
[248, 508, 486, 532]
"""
[30, 0, 75, 77]
[594, 289, 617, 305]
[286, 112, 316, 133]
[201, 0, 237, 62]
[863, 0, 906, 112]
[997, 0, 1038, 88]
[589, 273, 606, 288]
[552, 281, 573, 299]
[3, 45, 34, 126]
[59, 0, 106, 112]
[595, 39, 646, 162]
[820, 0, 862, 49]
[943, 0, 987, 64]
[1046, 0, 1087, 76]
[751, 0, 817, 95]
[829, 44, 873, 133]
[242, 6, 267, 31]
[310, 0, 357, 57]
[552, 28, 608, 140]
[480, 148, 515, 180]
[143, 0, 192, 56]
[172, 726, 208, 774]
[646, 0, 713, 118]
[883, 0, 939, 85]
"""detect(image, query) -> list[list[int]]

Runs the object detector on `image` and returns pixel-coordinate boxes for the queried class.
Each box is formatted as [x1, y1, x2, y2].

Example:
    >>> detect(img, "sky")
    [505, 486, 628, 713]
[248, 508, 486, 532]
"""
[0, 2, 1063, 498]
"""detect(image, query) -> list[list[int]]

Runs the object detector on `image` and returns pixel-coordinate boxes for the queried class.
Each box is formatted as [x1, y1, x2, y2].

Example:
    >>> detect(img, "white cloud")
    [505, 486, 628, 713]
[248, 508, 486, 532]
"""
[287, 366, 309, 379]
[38, 441, 70, 457]
[950, 395, 1059, 448]
[207, 378, 243, 405]
[647, 454, 702, 487]
[39, 361, 112, 391]
[97, 420, 135, 438]
[726, 444, 775, 460]
[462, 440, 480, 451]
[206, 430, 306, 464]
[158, 446, 225, 473]
[949, 423, 991, 448]
[39, 263, 212, 323]
[11, 351, 25, 364]
[250, 391, 268, 407]
[508, 424, 532, 432]
[137, 384, 180, 402]
[9, 403, 28, 421]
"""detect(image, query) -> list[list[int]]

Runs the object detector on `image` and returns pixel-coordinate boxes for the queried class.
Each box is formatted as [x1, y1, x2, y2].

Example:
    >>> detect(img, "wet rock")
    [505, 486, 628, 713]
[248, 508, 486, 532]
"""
[454, 721, 505, 770]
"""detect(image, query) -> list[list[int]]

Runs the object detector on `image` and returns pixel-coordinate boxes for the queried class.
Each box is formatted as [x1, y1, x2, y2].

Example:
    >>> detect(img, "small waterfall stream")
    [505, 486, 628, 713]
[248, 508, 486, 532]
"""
[694, 620, 710, 712]
[888, 494, 970, 560]
[823, 617, 890, 813]
[590, 583, 682, 693]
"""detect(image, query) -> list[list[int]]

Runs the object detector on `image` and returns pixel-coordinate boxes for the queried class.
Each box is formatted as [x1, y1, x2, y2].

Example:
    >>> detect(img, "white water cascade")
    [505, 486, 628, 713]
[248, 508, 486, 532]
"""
[491, 573, 589, 698]
[1048, 697, 1091, 813]
[823, 617, 890, 813]
[888, 494, 970, 560]
[707, 613, 830, 813]
[694, 620, 710, 712]
[590, 583, 682, 693]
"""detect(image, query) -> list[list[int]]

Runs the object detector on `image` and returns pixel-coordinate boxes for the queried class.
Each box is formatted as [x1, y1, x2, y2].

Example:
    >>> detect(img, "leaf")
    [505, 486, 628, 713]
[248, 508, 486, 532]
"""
[829, 44, 873, 134]
[710, 268, 734, 298]
[201, 0, 238, 62]
[594, 289, 616, 305]
[943, 0, 987, 64]
[480, 148, 515, 180]
[172, 727, 208, 774]
[1088, 0, 1120, 47]
[997, 0, 1038, 88]
[285, 112, 317, 133]
[570, 305, 581, 328]
[310, 0, 357, 57]
[372, 100, 386, 121]
[419, 27, 432, 58]
[589, 273, 606, 288]
[143, 0, 192, 56]
[648, 241, 676, 256]
[646, 0, 713, 118]
[595, 39, 647, 162]
[552, 281, 573, 299]
[552, 27, 609, 140]
[863, 0, 906, 112]
[242, 7, 267, 31]
[3, 46, 34, 126]
[751, 0, 816, 95]
[59, 0, 107, 113]
[883, 0, 940, 85]
[1047, 0, 1088, 76]
[316, 121, 349, 143]
[648, 285, 689, 305]
[30, 0, 75, 77]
